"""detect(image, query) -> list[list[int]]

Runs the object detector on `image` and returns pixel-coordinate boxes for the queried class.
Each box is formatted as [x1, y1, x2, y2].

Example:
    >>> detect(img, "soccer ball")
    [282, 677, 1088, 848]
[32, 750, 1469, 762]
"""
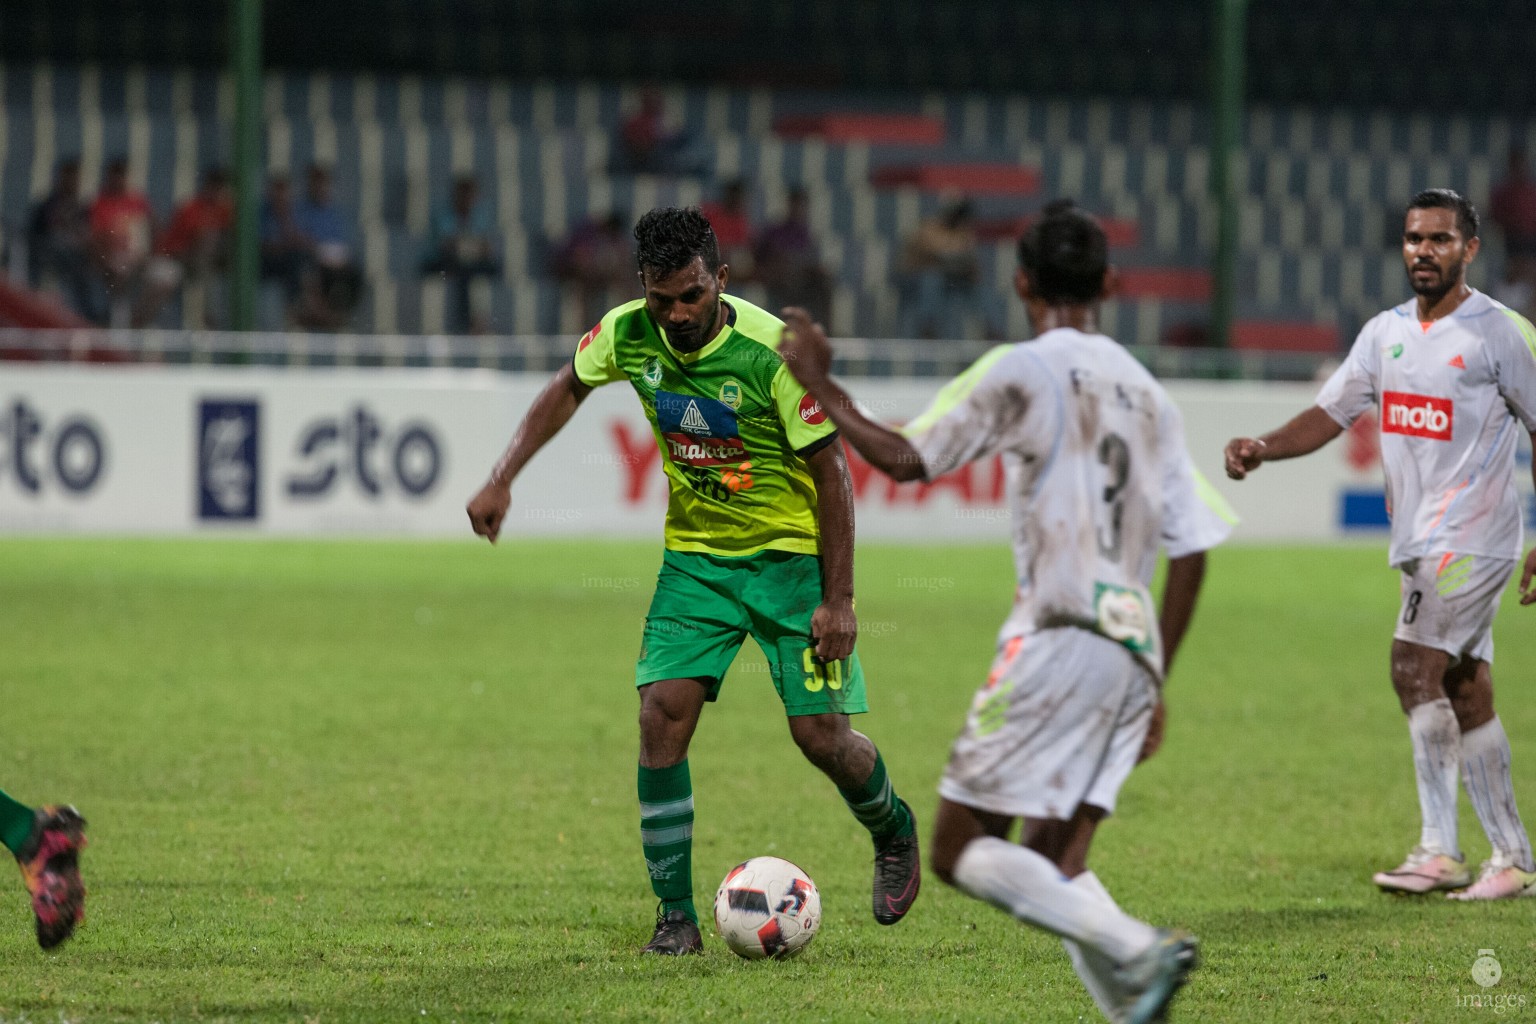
[713, 856, 821, 960]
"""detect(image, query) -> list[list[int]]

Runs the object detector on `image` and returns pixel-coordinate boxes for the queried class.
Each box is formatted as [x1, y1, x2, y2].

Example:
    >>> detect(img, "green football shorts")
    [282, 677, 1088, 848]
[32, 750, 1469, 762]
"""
[635, 548, 869, 717]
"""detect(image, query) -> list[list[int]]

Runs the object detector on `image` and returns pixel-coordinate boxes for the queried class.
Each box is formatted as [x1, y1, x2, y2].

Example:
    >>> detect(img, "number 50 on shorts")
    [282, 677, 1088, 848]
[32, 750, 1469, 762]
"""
[802, 649, 846, 692]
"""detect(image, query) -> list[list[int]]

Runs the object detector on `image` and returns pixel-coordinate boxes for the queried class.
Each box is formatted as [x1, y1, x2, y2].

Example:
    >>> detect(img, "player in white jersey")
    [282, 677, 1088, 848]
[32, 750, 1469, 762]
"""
[780, 200, 1233, 1024]
[1226, 189, 1536, 901]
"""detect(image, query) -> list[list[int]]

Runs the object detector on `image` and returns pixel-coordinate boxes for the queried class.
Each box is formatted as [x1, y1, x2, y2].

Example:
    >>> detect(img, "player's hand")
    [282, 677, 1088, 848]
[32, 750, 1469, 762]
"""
[466, 481, 511, 543]
[1137, 697, 1166, 763]
[778, 307, 833, 387]
[810, 598, 857, 663]
[1223, 437, 1267, 480]
[1521, 547, 1536, 605]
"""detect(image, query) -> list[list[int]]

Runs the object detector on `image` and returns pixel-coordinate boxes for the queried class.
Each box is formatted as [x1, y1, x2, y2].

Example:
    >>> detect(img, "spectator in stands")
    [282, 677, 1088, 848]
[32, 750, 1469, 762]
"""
[898, 196, 1005, 340]
[154, 166, 234, 328]
[291, 163, 363, 330]
[555, 211, 634, 330]
[422, 174, 502, 334]
[612, 87, 703, 176]
[1491, 145, 1536, 256]
[701, 178, 754, 278]
[259, 172, 307, 328]
[89, 156, 181, 328]
[1491, 145, 1536, 300]
[754, 186, 832, 321]
[26, 157, 96, 321]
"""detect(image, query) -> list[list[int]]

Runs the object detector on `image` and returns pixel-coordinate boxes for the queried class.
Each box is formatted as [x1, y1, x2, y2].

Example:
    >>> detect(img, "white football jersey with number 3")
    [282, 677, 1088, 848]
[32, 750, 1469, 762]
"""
[1316, 290, 1536, 568]
[902, 328, 1233, 679]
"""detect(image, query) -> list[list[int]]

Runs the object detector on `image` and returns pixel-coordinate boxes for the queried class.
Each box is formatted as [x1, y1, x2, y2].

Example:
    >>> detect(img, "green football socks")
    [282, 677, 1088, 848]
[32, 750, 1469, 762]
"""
[839, 750, 915, 843]
[0, 787, 36, 856]
[639, 760, 697, 923]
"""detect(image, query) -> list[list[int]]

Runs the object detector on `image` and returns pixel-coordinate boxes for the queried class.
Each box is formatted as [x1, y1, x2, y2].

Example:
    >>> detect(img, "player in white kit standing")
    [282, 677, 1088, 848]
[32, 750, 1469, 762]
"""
[780, 200, 1233, 1023]
[1226, 189, 1536, 900]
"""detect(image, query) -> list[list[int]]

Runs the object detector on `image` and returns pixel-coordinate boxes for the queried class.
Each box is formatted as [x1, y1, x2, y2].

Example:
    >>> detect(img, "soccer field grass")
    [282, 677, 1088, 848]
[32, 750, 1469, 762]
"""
[2, 538, 1534, 1023]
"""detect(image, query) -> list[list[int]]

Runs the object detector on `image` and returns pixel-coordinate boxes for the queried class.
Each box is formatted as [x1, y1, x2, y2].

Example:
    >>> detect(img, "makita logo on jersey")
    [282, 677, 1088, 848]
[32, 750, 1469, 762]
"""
[1381, 391, 1453, 440]
[655, 390, 746, 466]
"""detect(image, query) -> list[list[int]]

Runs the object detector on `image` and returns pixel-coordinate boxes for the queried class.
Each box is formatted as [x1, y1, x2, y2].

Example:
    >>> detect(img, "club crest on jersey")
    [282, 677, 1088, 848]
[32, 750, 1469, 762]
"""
[1094, 584, 1153, 654]
[718, 380, 743, 409]
[640, 357, 664, 389]
[1382, 391, 1452, 440]
[655, 390, 746, 466]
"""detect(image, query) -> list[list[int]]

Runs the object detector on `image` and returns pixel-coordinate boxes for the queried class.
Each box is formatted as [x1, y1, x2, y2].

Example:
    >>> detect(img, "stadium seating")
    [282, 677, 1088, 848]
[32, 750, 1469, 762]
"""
[0, 61, 1528, 346]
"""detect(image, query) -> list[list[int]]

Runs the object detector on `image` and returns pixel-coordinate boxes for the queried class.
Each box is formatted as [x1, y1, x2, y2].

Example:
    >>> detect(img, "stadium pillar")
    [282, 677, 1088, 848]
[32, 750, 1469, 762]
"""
[229, 0, 263, 334]
[1209, 0, 1247, 349]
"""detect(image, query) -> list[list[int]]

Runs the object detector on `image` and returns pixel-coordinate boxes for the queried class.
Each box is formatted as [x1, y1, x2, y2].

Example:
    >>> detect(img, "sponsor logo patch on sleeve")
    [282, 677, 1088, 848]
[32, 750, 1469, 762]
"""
[798, 393, 828, 425]
[1381, 391, 1453, 440]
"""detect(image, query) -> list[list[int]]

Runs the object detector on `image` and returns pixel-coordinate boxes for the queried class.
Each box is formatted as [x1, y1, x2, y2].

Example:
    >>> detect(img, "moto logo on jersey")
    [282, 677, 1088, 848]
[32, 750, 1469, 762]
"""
[1382, 391, 1452, 440]
[655, 390, 745, 466]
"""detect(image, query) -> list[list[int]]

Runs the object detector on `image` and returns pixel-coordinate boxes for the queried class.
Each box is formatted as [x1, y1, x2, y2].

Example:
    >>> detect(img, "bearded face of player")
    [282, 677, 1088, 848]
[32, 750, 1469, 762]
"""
[640, 256, 729, 352]
[1402, 207, 1478, 302]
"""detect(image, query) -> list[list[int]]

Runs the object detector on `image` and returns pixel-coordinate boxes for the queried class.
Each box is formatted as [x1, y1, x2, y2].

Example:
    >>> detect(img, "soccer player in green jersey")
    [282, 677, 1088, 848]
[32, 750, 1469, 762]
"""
[467, 207, 920, 955]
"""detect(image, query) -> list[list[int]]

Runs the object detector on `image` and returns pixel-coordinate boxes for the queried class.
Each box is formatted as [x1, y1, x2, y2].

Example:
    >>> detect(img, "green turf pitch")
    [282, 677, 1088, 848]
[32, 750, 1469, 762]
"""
[1, 538, 1534, 1023]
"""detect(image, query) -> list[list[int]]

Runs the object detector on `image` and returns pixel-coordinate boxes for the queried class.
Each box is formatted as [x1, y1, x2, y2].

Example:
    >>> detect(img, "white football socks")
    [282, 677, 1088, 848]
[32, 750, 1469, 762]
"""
[952, 836, 1158, 965]
[1460, 716, 1536, 872]
[1062, 871, 1130, 1023]
[1408, 698, 1462, 859]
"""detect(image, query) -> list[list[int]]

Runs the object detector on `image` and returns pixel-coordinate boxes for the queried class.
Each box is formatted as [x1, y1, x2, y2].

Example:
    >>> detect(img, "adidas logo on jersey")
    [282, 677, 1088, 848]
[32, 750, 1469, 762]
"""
[1449, 354, 1466, 369]
[1382, 391, 1452, 440]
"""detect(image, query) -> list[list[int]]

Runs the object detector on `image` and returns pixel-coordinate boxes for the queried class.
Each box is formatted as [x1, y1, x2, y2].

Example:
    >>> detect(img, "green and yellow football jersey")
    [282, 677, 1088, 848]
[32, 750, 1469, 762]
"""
[572, 295, 838, 556]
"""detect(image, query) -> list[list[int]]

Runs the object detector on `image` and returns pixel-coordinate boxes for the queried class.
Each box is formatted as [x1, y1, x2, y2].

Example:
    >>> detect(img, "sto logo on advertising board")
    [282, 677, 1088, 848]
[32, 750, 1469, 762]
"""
[286, 406, 443, 499]
[1381, 392, 1452, 440]
[0, 398, 106, 496]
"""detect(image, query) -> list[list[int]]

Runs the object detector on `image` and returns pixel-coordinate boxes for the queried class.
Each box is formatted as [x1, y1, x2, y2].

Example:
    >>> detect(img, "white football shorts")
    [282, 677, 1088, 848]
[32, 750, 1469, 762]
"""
[939, 626, 1156, 820]
[1394, 553, 1516, 665]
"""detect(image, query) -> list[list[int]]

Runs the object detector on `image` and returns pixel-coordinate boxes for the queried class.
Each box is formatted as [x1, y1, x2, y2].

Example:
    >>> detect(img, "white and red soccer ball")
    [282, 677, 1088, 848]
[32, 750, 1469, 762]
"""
[713, 856, 821, 960]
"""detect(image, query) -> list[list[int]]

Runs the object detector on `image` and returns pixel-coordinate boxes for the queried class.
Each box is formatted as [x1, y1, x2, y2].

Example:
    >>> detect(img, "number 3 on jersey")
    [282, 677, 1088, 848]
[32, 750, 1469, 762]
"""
[802, 648, 844, 692]
[1097, 431, 1131, 561]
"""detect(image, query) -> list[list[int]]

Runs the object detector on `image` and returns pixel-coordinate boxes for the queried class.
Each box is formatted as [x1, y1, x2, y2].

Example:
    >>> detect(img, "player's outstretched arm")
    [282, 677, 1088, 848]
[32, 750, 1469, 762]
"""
[805, 442, 857, 662]
[467, 361, 593, 543]
[1223, 406, 1343, 480]
[778, 308, 927, 482]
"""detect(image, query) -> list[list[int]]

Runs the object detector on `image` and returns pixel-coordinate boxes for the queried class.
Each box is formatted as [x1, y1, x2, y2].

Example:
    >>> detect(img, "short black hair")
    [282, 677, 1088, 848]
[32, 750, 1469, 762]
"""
[1017, 198, 1108, 304]
[1407, 188, 1479, 240]
[633, 207, 720, 277]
